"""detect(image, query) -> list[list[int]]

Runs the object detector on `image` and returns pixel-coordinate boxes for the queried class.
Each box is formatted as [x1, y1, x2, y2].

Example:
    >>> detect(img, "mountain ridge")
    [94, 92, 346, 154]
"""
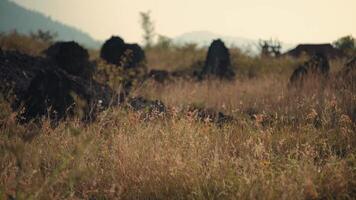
[0, 0, 101, 49]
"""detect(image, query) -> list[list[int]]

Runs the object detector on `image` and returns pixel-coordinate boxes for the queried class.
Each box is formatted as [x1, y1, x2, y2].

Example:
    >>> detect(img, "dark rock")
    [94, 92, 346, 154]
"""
[201, 39, 235, 79]
[289, 66, 308, 86]
[284, 43, 344, 59]
[289, 54, 330, 86]
[189, 106, 234, 126]
[44, 41, 93, 79]
[148, 69, 170, 83]
[306, 53, 330, 75]
[0, 50, 113, 123]
[100, 36, 145, 69]
[124, 43, 145, 69]
[127, 96, 166, 114]
[170, 60, 204, 81]
[126, 96, 166, 120]
[100, 36, 126, 65]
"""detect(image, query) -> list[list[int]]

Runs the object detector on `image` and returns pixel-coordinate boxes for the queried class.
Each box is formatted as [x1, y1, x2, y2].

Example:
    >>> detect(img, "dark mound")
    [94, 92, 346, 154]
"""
[0, 50, 113, 123]
[201, 39, 235, 79]
[127, 96, 166, 114]
[148, 69, 170, 83]
[126, 96, 166, 120]
[189, 106, 234, 126]
[289, 54, 330, 86]
[124, 43, 145, 68]
[284, 43, 344, 59]
[100, 36, 126, 65]
[100, 36, 145, 69]
[44, 41, 93, 79]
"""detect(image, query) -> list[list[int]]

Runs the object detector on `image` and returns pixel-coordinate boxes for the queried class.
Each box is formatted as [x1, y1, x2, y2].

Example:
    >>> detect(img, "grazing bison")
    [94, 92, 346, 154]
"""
[100, 36, 145, 69]
[0, 49, 113, 123]
[289, 53, 330, 86]
[44, 41, 93, 79]
[201, 39, 235, 79]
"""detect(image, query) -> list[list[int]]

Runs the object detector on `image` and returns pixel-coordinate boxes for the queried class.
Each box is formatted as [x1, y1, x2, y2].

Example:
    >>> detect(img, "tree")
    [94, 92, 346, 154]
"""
[333, 35, 355, 55]
[30, 29, 57, 43]
[258, 39, 282, 58]
[140, 11, 155, 49]
[156, 35, 173, 49]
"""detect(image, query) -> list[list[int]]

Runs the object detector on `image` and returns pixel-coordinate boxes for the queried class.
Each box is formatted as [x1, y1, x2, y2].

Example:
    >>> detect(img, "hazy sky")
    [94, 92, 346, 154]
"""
[12, 0, 356, 44]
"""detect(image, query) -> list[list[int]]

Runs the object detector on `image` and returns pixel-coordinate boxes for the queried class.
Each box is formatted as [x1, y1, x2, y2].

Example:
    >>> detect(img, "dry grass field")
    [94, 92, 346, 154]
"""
[0, 33, 355, 199]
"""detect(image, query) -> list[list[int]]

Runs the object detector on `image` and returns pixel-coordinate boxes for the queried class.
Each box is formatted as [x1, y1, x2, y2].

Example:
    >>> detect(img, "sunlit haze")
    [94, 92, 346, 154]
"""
[12, 0, 356, 44]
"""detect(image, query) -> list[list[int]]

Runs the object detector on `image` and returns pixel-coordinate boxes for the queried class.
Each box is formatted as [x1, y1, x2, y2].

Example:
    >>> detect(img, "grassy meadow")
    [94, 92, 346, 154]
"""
[0, 32, 355, 199]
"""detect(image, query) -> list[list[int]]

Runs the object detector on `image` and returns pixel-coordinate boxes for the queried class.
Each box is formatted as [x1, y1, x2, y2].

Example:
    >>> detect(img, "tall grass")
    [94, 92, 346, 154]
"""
[1, 73, 355, 199]
[0, 33, 355, 199]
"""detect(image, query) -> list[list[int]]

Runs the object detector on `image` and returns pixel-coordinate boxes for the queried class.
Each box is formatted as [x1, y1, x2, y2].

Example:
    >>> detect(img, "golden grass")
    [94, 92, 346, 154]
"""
[1, 72, 355, 199]
[1, 33, 355, 199]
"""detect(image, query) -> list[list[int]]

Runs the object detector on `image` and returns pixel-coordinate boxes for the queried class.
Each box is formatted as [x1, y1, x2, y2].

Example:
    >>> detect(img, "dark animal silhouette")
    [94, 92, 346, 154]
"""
[289, 54, 330, 86]
[285, 44, 344, 59]
[201, 39, 235, 79]
[44, 41, 94, 79]
[100, 36, 145, 69]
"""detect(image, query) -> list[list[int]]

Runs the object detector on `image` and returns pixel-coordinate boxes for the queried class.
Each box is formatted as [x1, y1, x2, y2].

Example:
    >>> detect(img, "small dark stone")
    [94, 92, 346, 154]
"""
[127, 96, 166, 114]
[148, 69, 170, 83]
[190, 106, 234, 126]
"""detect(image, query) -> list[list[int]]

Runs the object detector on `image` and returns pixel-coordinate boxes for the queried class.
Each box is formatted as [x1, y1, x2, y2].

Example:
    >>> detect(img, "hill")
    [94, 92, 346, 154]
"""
[0, 0, 101, 49]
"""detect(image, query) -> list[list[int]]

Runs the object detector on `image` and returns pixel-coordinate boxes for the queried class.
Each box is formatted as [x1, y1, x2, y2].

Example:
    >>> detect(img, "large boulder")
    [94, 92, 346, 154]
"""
[124, 43, 145, 69]
[0, 50, 113, 123]
[100, 36, 126, 65]
[289, 53, 330, 86]
[100, 36, 145, 69]
[201, 39, 235, 79]
[44, 41, 93, 79]
[284, 44, 344, 59]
